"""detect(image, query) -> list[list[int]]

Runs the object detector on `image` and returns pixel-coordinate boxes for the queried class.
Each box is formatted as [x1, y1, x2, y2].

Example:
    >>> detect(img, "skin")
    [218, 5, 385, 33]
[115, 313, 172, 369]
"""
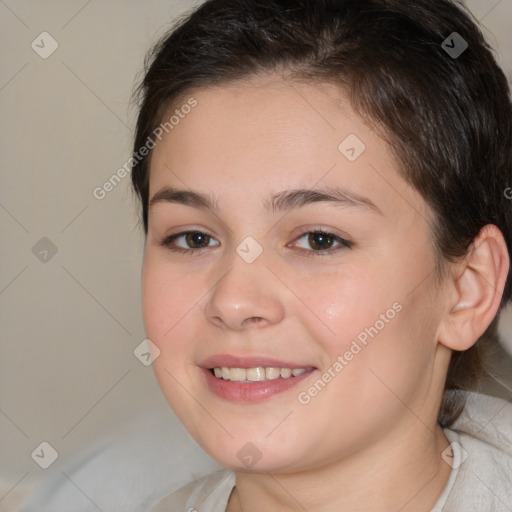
[141, 73, 509, 511]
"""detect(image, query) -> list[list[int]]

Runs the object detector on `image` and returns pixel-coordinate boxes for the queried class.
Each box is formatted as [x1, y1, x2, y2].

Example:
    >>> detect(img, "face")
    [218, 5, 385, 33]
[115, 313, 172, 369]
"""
[142, 75, 449, 473]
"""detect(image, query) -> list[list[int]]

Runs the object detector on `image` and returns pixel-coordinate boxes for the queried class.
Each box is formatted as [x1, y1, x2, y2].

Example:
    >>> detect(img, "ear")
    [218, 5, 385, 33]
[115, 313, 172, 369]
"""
[438, 224, 510, 351]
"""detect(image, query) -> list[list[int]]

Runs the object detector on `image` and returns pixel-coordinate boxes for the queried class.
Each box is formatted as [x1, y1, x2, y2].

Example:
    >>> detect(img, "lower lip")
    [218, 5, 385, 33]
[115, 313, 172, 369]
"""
[201, 368, 316, 403]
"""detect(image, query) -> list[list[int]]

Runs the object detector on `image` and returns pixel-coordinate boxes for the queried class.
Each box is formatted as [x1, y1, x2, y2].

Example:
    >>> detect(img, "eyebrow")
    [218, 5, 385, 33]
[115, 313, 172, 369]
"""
[148, 185, 382, 215]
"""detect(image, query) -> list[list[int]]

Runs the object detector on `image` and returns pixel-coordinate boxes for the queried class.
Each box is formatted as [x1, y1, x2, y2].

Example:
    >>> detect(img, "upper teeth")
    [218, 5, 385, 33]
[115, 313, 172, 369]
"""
[213, 367, 307, 382]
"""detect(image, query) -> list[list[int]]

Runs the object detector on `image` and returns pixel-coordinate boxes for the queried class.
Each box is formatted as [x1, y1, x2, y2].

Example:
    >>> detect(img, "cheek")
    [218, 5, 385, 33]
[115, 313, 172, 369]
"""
[141, 256, 206, 423]
[295, 267, 397, 355]
[141, 255, 203, 357]
[296, 263, 433, 395]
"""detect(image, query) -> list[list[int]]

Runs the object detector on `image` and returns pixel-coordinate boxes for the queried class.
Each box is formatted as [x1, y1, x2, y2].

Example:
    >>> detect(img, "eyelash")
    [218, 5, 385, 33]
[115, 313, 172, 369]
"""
[159, 229, 353, 257]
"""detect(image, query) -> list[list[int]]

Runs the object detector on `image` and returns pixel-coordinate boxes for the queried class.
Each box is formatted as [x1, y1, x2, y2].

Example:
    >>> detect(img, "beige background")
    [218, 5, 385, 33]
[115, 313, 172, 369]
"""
[1, 0, 511, 510]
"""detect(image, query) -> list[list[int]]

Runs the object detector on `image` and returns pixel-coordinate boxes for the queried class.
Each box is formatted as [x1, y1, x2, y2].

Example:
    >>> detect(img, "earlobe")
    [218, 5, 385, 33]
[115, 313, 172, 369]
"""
[438, 225, 510, 352]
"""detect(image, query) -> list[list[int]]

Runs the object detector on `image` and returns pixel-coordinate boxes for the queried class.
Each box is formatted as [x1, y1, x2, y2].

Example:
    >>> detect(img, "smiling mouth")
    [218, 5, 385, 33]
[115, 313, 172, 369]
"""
[209, 366, 315, 382]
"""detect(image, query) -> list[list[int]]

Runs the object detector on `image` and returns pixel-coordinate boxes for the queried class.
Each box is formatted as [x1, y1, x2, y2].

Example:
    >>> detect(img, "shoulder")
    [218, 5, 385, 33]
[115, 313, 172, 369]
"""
[442, 391, 512, 511]
[455, 391, 512, 450]
[150, 469, 235, 512]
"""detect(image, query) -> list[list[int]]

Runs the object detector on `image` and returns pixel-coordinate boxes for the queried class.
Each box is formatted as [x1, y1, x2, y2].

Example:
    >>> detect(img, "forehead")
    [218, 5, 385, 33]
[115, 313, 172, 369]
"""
[148, 75, 429, 223]
[152, 77, 360, 179]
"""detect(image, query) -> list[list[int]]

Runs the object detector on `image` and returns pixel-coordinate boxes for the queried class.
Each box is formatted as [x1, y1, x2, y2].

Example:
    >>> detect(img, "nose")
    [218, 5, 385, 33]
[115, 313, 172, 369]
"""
[204, 252, 286, 331]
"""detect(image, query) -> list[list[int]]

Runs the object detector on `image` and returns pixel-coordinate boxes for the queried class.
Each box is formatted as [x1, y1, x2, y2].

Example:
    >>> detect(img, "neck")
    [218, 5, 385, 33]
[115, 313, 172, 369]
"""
[227, 423, 452, 512]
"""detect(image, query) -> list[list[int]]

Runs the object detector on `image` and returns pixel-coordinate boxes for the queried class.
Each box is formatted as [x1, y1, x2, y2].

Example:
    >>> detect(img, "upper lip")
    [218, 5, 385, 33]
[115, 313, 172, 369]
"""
[199, 354, 316, 370]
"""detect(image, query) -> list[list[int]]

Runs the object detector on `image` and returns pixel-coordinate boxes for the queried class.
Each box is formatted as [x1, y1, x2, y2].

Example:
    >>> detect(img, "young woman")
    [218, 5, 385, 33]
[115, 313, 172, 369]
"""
[131, 1, 512, 510]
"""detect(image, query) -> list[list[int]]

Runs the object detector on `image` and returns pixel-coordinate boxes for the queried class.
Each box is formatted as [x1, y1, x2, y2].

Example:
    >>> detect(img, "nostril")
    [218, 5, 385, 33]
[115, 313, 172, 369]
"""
[244, 316, 264, 326]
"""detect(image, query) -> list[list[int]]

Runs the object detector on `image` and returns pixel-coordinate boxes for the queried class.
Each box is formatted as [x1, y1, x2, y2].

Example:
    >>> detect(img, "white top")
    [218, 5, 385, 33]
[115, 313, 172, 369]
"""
[150, 392, 512, 511]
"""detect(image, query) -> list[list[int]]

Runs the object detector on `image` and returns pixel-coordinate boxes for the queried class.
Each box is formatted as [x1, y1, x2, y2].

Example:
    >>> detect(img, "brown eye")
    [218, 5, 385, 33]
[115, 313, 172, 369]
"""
[185, 231, 211, 248]
[293, 230, 352, 256]
[160, 230, 219, 252]
[308, 232, 335, 251]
